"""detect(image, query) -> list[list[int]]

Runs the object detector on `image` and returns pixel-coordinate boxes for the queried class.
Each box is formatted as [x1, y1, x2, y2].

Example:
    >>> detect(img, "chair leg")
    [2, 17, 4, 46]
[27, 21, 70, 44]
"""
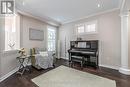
[81, 62, 83, 69]
[71, 61, 73, 68]
[69, 61, 71, 67]
[71, 61, 75, 68]
[81, 57, 85, 69]
[53, 64, 55, 68]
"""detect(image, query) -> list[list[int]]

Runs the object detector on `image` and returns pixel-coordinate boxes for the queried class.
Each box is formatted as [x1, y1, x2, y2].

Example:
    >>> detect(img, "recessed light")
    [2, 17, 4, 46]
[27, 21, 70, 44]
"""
[22, 1, 25, 5]
[98, 4, 100, 8]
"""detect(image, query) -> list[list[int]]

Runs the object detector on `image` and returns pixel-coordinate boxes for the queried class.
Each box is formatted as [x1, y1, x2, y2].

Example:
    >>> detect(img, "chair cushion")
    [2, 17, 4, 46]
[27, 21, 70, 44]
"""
[39, 51, 48, 56]
[35, 47, 46, 54]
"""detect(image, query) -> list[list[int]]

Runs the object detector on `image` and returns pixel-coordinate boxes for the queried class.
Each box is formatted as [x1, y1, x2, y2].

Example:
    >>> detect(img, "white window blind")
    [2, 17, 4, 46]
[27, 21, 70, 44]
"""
[5, 16, 20, 51]
[47, 27, 56, 51]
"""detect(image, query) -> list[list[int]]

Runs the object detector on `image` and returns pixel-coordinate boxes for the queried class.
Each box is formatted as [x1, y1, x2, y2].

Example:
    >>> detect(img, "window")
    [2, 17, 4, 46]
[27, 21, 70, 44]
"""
[47, 27, 56, 51]
[76, 20, 97, 34]
[77, 24, 85, 34]
[5, 15, 20, 51]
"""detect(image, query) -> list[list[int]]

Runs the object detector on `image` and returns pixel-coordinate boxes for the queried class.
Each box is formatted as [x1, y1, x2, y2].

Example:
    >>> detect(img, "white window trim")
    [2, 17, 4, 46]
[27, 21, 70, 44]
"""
[75, 20, 98, 35]
[3, 50, 18, 54]
[47, 26, 57, 52]
[4, 15, 20, 52]
[85, 20, 98, 34]
[75, 23, 85, 35]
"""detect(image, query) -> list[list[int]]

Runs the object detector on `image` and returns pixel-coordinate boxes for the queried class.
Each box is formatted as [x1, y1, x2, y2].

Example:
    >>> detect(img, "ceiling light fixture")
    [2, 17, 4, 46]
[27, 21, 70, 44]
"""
[98, 4, 100, 8]
[22, 1, 25, 5]
[97, 0, 101, 8]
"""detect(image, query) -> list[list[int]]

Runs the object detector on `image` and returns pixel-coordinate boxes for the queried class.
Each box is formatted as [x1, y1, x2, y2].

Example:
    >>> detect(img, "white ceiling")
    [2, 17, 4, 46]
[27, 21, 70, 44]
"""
[122, 0, 130, 11]
[16, 0, 122, 25]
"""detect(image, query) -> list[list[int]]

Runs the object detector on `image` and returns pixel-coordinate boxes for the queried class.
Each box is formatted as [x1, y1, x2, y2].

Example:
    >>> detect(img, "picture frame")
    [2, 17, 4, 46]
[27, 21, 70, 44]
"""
[29, 28, 44, 41]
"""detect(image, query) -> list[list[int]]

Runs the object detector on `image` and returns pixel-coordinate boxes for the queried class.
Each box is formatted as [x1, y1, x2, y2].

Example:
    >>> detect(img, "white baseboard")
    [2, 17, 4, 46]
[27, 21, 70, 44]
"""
[99, 64, 119, 70]
[119, 68, 130, 75]
[61, 57, 119, 70]
[0, 67, 19, 82]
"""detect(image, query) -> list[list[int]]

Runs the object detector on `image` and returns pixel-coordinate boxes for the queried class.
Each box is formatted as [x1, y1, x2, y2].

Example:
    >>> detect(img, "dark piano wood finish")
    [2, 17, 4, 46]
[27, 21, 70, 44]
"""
[68, 40, 99, 68]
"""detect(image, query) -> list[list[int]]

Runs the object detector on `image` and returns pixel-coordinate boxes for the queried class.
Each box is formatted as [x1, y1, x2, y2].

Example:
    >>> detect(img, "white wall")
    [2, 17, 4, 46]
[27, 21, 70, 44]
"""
[59, 10, 121, 69]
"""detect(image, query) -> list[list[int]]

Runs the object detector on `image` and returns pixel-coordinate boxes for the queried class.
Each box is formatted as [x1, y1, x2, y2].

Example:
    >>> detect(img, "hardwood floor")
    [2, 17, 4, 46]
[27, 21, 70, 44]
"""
[0, 59, 130, 87]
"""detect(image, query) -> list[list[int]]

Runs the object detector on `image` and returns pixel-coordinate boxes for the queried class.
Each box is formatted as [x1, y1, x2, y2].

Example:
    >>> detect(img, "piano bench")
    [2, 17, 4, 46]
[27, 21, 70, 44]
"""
[70, 56, 85, 68]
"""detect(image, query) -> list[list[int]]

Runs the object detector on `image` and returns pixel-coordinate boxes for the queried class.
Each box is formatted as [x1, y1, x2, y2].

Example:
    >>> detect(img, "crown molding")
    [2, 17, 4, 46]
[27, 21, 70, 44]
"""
[62, 8, 119, 25]
[16, 9, 61, 27]
[61, 0, 123, 24]
[15, 1, 123, 26]
[119, 0, 126, 10]
[120, 0, 126, 11]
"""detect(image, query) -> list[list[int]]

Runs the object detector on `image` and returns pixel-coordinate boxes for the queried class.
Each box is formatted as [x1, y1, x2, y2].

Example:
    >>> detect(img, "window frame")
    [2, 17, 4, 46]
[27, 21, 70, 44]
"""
[47, 26, 56, 52]
[4, 15, 20, 51]
[76, 20, 98, 35]
[76, 24, 85, 34]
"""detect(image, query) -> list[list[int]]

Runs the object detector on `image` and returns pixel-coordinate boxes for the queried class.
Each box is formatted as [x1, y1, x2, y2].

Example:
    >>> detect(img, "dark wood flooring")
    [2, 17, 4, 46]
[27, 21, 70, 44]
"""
[0, 59, 130, 87]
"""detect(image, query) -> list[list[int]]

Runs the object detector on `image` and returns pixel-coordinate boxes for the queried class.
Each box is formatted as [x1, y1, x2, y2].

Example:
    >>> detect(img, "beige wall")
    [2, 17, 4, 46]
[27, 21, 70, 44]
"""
[0, 14, 58, 79]
[0, 15, 20, 77]
[128, 13, 130, 68]
[1, 51, 19, 77]
[59, 10, 121, 69]
[0, 17, 5, 78]
[20, 15, 48, 54]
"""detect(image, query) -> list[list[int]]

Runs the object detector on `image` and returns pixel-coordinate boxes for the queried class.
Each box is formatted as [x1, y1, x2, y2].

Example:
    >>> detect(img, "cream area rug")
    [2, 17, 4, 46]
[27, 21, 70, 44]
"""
[32, 65, 116, 87]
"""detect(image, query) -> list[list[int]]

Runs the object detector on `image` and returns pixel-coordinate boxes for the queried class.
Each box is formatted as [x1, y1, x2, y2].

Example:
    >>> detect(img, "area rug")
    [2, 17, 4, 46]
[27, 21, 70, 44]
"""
[32, 65, 116, 87]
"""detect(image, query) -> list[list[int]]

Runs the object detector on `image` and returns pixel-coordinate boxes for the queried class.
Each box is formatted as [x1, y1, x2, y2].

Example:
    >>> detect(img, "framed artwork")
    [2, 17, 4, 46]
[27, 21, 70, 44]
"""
[29, 28, 44, 41]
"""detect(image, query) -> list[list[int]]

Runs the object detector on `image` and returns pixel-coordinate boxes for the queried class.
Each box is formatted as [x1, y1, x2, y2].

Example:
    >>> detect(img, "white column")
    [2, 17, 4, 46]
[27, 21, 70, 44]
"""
[57, 40, 61, 59]
[119, 10, 130, 75]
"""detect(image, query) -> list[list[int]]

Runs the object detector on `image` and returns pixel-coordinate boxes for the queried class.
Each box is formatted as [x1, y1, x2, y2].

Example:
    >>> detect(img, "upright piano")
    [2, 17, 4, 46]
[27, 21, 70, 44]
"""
[68, 40, 99, 68]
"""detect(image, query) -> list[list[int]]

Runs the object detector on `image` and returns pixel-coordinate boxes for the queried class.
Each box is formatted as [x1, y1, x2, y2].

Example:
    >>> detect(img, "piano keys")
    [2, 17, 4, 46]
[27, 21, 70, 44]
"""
[69, 49, 96, 55]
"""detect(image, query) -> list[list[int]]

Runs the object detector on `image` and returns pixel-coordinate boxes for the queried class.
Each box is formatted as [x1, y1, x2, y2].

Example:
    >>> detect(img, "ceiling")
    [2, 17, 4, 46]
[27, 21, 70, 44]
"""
[122, 0, 130, 11]
[16, 0, 122, 25]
